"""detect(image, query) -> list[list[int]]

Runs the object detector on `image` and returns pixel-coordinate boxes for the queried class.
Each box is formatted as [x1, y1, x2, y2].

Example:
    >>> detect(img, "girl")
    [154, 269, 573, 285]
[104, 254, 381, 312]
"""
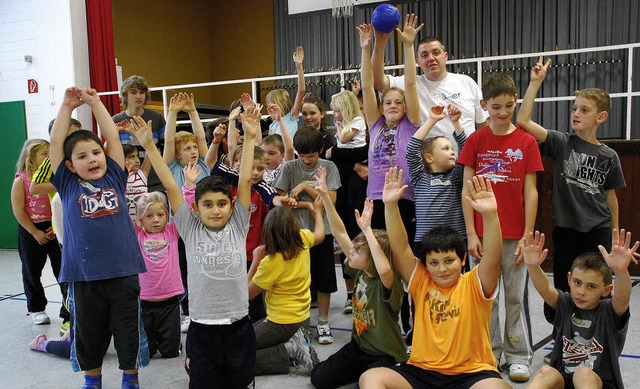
[266, 46, 306, 138]
[122, 143, 151, 219]
[330, 90, 367, 149]
[310, 166, 407, 388]
[10, 139, 62, 325]
[247, 199, 325, 375]
[359, 15, 423, 338]
[134, 191, 184, 358]
[301, 94, 336, 158]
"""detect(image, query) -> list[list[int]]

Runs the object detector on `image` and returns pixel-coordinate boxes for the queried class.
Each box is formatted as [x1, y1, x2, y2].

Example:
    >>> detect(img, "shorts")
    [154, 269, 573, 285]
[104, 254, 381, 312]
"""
[310, 234, 338, 294]
[71, 275, 148, 371]
[141, 296, 181, 358]
[389, 363, 503, 389]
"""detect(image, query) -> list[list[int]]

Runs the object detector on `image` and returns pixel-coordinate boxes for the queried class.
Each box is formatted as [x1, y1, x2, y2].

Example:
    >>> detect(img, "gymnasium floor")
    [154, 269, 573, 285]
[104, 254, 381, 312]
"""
[1, 249, 638, 388]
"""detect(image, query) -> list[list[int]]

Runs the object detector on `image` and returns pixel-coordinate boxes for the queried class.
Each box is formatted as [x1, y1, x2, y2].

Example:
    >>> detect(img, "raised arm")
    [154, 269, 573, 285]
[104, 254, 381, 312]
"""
[237, 104, 261, 211]
[267, 104, 295, 161]
[310, 195, 326, 246]
[315, 166, 351, 252]
[163, 93, 186, 164]
[465, 176, 502, 297]
[128, 116, 183, 214]
[78, 88, 125, 167]
[371, 27, 393, 92]
[397, 14, 423, 127]
[358, 198, 394, 289]
[358, 23, 383, 129]
[448, 104, 464, 136]
[290, 46, 306, 118]
[523, 231, 559, 308]
[413, 105, 445, 140]
[383, 167, 415, 284]
[516, 55, 551, 142]
[182, 93, 209, 161]
[599, 229, 638, 317]
[204, 123, 227, 167]
[50, 87, 84, 172]
[462, 166, 483, 258]
[227, 106, 242, 162]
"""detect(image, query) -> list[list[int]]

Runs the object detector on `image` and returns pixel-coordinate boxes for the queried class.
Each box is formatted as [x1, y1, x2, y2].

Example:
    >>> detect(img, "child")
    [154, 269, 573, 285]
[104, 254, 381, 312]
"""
[458, 72, 544, 382]
[123, 144, 151, 219]
[265, 45, 306, 137]
[408, 104, 466, 245]
[301, 95, 335, 158]
[163, 92, 212, 186]
[310, 167, 407, 389]
[10, 139, 62, 325]
[516, 56, 626, 294]
[126, 103, 262, 387]
[248, 202, 325, 376]
[263, 103, 295, 185]
[49, 87, 147, 389]
[273, 126, 341, 345]
[522, 229, 637, 389]
[359, 169, 510, 389]
[134, 192, 184, 358]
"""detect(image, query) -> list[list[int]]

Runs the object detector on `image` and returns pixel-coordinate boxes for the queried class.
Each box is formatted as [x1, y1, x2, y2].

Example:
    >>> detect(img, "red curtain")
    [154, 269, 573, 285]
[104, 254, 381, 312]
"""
[85, 0, 120, 133]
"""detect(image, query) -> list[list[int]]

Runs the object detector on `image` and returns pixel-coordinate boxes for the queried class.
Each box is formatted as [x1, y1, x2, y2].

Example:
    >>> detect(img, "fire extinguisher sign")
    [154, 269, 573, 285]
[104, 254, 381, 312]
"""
[28, 79, 39, 94]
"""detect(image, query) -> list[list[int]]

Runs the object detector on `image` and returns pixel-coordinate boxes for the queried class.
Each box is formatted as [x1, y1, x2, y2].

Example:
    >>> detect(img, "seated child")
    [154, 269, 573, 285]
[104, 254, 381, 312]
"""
[134, 192, 184, 358]
[126, 103, 263, 387]
[523, 229, 637, 389]
[311, 167, 407, 389]
[359, 168, 510, 389]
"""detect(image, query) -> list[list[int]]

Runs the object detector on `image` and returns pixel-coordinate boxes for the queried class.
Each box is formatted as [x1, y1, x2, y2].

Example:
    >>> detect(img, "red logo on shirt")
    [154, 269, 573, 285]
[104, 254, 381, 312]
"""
[79, 189, 120, 218]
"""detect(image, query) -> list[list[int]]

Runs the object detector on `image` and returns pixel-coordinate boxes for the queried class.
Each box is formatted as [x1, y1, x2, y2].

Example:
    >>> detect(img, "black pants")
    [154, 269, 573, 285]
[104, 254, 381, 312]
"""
[141, 296, 181, 358]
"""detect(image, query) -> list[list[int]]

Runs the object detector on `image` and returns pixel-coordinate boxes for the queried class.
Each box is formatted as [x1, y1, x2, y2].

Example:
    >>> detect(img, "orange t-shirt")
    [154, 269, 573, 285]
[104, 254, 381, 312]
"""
[407, 264, 499, 375]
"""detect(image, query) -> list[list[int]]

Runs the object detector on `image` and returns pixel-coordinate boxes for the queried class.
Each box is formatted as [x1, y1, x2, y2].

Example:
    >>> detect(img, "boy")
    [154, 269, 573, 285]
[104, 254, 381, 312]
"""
[127, 104, 262, 388]
[50, 87, 147, 389]
[458, 73, 543, 381]
[516, 56, 626, 294]
[273, 126, 341, 344]
[359, 169, 510, 389]
[522, 229, 637, 389]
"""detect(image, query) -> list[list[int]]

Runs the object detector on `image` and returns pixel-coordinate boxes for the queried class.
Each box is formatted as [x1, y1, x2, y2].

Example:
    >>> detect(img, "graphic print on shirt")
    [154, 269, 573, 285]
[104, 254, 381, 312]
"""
[193, 225, 244, 280]
[562, 150, 612, 195]
[561, 332, 603, 373]
[352, 277, 374, 336]
[78, 180, 120, 218]
[475, 148, 523, 184]
[142, 238, 169, 262]
[371, 127, 397, 175]
[426, 287, 460, 324]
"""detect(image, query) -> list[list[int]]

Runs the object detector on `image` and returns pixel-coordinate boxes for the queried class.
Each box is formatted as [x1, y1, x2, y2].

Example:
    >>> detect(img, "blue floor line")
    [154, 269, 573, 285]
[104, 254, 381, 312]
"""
[9, 297, 62, 304]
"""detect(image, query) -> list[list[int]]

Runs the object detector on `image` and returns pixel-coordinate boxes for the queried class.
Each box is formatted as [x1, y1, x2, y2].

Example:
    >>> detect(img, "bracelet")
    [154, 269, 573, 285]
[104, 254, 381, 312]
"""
[212, 139, 221, 144]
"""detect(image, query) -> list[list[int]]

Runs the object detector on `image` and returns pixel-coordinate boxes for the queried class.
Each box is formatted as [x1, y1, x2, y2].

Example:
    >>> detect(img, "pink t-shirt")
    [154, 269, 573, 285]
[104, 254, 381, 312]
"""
[134, 222, 184, 300]
[17, 172, 51, 222]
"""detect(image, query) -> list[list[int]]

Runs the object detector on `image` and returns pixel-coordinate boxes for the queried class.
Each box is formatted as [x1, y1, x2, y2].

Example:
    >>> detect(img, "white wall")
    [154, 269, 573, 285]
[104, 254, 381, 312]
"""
[0, 0, 91, 139]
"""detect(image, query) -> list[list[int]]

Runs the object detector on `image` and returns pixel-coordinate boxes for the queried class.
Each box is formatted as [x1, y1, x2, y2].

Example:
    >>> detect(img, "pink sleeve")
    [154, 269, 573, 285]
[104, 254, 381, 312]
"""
[182, 185, 195, 205]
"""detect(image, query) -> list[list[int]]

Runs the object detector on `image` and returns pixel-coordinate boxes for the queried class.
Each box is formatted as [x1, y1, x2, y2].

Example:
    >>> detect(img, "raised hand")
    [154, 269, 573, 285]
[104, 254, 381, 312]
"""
[183, 161, 201, 187]
[182, 93, 196, 113]
[78, 87, 101, 107]
[447, 103, 462, 122]
[62, 87, 84, 109]
[293, 46, 304, 65]
[531, 55, 552, 84]
[355, 198, 374, 232]
[396, 13, 424, 45]
[126, 116, 154, 148]
[169, 93, 186, 113]
[429, 105, 446, 121]
[382, 167, 407, 204]
[267, 104, 281, 121]
[213, 123, 227, 143]
[357, 23, 373, 49]
[240, 93, 256, 112]
[240, 103, 262, 139]
[522, 231, 549, 267]
[313, 166, 329, 196]
[229, 106, 242, 121]
[599, 228, 640, 271]
[351, 78, 361, 96]
[464, 176, 497, 215]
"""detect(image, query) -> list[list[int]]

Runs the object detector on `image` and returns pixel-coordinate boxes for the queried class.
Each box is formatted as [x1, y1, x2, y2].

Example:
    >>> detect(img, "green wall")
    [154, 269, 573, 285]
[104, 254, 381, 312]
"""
[0, 101, 27, 248]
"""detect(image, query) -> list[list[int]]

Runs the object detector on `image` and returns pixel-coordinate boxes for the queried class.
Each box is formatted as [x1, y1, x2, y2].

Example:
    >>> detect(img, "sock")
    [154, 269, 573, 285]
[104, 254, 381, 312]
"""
[35, 340, 49, 353]
[82, 374, 102, 389]
[122, 372, 139, 389]
[317, 316, 328, 325]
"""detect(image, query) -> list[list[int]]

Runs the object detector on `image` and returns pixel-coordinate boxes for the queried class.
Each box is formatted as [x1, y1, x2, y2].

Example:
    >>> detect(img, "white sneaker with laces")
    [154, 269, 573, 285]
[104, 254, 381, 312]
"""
[181, 316, 191, 333]
[31, 311, 50, 325]
[316, 323, 333, 344]
[288, 328, 318, 373]
[509, 363, 531, 382]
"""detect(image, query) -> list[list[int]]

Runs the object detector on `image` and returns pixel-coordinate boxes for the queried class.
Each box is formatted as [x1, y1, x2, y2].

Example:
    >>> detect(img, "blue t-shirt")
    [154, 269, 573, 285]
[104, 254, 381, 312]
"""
[52, 157, 146, 282]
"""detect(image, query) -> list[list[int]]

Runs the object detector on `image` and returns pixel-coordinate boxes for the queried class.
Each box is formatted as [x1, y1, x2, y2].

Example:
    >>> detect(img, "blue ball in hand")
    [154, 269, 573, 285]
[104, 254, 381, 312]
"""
[371, 4, 401, 33]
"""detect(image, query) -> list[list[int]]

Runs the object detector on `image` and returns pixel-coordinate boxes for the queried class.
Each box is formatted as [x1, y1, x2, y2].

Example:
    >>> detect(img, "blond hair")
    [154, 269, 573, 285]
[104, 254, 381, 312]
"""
[135, 191, 169, 227]
[266, 89, 293, 116]
[15, 139, 49, 176]
[330, 90, 363, 139]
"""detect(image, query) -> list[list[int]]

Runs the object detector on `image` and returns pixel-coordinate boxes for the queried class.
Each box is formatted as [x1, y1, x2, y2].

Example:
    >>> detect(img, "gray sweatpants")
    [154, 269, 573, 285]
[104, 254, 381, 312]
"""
[254, 317, 310, 375]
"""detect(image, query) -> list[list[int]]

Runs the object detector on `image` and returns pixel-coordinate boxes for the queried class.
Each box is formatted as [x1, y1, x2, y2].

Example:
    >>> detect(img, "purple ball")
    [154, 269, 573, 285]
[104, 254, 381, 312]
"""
[371, 4, 401, 33]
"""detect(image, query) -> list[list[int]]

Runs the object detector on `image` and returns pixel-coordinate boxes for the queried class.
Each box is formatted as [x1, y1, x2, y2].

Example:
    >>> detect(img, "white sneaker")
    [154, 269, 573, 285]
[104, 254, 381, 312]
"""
[316, 323, 333, 344]
[509, 363, 531, 382]
[31, 311, 50, 325]
[181, 316, 191, 333]
[288, 328, 318, 373]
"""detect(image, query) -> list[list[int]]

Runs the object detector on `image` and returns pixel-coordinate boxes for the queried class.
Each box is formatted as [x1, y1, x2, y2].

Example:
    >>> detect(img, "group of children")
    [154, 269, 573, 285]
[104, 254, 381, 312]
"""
[12, 12, 637, 389]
